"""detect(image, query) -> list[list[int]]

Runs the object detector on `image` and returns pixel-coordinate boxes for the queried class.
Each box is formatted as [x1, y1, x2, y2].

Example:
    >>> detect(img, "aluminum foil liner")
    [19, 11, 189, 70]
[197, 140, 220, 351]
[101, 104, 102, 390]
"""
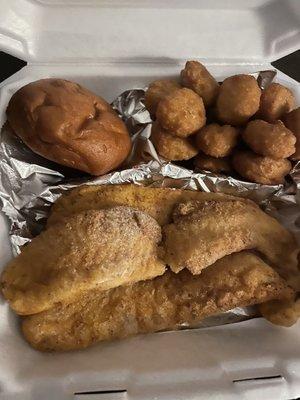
[0, 70, 299, 329]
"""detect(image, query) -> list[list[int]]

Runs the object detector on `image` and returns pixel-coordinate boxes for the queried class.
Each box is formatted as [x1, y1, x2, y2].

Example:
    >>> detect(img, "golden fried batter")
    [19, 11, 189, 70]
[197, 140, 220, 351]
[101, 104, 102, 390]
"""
[259, 299, 300, 327]
[22, 252, 293, 351]
[259, 83, 295, 122]
[163, 199, 297, 275]
[194, 153, 232, 174]
[195, 123, 239, 157]
[47, 184, 237, 227]
[1, 207, 165, 315]
[151, 121, 197, 161]
[156, 88, 206, 137]
[232, 150, 291, 185]
[180, 60, 219, 107]
[243, 120, 295, 159]
[284, 107, 300, 160]
[144, 79, 180, 117]
[216, 75, 261, 126]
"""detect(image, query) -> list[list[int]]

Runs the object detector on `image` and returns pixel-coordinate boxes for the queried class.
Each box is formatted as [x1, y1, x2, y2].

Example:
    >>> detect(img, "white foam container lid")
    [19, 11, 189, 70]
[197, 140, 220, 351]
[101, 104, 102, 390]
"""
[0, 1, 300, 399]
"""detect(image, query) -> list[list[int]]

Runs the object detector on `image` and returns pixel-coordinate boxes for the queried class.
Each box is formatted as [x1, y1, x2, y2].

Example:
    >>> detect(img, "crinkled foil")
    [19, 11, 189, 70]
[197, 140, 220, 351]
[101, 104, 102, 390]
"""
[0, 70, 299, 329]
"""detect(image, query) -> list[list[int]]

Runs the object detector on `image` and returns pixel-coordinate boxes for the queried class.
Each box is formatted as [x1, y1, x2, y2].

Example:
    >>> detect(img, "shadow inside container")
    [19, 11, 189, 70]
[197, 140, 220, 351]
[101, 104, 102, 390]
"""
[257, 0, 300, 61]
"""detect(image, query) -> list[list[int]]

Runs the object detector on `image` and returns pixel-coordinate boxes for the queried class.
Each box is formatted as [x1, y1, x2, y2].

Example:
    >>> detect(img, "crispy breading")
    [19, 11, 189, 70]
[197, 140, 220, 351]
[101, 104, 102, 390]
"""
[232, 150, 291, 185]
[47, 184, 238, 227]
[284, 107, 300, 160]
[194, 153, 232, 174]
[151, 121, 198, 161]
[216, 75, 261, 126]
[195, 123, 239, 158]
[259, 299, 300, 327]
[180, 60, 219, 107]
[163, 199, 298, 274]
[156, 88, 206, 137]
[144, 79, 180, 117]
[242, 120, 295, 159]
[1, 207, 165, 315]
[22, 252, 294, 352]
[259, 83, 295, 123]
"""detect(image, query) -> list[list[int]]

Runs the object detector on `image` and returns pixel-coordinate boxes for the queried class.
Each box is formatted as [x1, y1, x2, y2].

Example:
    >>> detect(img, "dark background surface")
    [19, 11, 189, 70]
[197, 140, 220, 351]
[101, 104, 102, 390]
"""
[272, 49, 300, 82]
[0, 50, 299, 83]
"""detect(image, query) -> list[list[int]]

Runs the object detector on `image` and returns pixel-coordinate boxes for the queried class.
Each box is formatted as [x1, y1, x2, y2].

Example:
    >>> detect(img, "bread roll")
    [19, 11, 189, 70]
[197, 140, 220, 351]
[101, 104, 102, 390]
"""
[6, 79, 131, 175]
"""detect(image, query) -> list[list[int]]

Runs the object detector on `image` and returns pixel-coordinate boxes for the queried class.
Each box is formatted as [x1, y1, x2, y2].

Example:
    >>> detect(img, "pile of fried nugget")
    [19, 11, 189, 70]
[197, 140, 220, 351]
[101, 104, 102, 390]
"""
[1, 184, 300, 352]
[146, 61, 300, 185]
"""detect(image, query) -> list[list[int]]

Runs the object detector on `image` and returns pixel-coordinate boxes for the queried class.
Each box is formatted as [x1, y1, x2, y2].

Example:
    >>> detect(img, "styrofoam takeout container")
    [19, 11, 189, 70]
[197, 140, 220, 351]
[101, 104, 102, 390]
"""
[0, 1, 300, 399]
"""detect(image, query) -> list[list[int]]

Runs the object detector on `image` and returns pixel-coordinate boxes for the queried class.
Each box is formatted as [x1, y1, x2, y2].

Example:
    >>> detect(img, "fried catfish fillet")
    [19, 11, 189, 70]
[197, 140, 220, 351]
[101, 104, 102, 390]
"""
[259, 299, 300, 327]
[163, 200, 298, 274]
[22, 252, 293, 352]
[47, 184, 237, 227]
[1, 207, 165, 315]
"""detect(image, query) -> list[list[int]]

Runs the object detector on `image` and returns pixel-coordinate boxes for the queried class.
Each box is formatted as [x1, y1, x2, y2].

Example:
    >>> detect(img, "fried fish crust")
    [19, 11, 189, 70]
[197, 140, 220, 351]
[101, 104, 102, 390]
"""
[163, 199, 298, 274]
[47, 184, 237, 227]
[22, 252, 294, 351]
[259, 299, 300, 327]
[1, 207, 165, 315]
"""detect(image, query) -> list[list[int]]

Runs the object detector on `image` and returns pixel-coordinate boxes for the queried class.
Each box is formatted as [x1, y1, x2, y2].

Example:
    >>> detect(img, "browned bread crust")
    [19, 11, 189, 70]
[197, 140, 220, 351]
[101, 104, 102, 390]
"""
[6, 79, 131, 175]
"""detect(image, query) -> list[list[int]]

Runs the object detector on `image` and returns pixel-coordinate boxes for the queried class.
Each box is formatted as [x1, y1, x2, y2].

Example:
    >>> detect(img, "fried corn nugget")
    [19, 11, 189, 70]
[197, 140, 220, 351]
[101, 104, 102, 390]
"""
[47, 184, 237, 227]
[284, 107, 300, 160]
[242, 120, 295, 159]
[216, 75, 261, 126]
[163, 199, 297, 275]
[180, 60, 219, 107]
[195, 123, 239, 157]
[232, 150, 291, 185]
[259, 83, 295, 122]
[1, 207, 165, 315]
[259, 299, 300, 327]
[194, 153, 232, 174]
[156, 88, 206, 137]
[22, 252, 294, 351]
[151, 121, 197, 161]
[144, 79, 180, 117]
